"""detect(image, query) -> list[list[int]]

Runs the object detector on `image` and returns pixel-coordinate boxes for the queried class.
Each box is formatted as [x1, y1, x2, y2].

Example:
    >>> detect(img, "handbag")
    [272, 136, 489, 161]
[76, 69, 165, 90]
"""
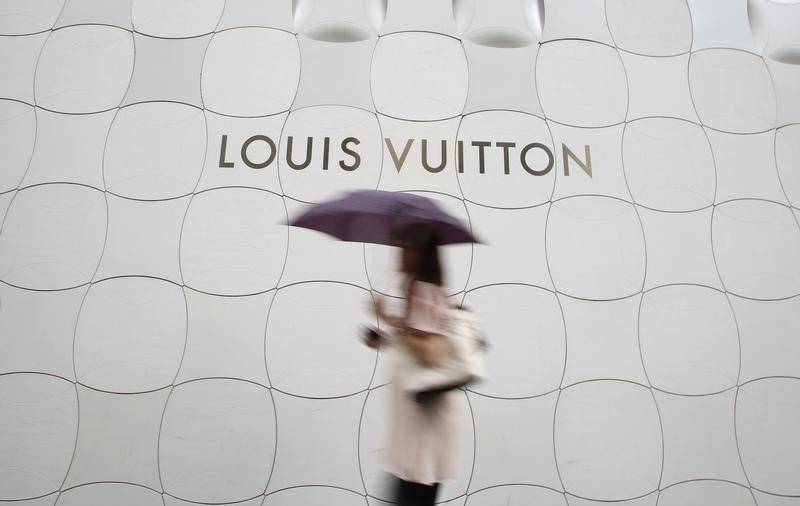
[397, 305, 488, 402]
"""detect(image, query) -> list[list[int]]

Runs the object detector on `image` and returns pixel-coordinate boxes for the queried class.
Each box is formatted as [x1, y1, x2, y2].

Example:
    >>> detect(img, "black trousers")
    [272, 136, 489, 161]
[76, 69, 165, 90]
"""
[394, 477, 440, 506]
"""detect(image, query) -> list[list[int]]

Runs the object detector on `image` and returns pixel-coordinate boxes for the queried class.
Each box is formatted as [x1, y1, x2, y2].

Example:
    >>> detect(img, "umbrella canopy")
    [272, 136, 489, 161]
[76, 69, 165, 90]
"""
[288, 189, 480, 246]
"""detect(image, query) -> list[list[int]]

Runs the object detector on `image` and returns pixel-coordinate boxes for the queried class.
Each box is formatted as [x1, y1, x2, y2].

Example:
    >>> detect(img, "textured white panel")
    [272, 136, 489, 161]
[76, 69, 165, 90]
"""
[263, 486, 368, 506]
[74, 277, 186, 393]
[465, 203, 552, 290]
[751, 491, 800, 506]
[160, 379, 275, 503]
[265, 282, 375, 397]
[655, 390, 747, 487]
[365, 193, 472, 297]
[623, 118, 716, 212]
[639, 285, 739, 395]
[686, 0, 757, 51]
[749, 0, 800, 59]
[180, 188, 287, 295]
[176, 289, 272, 385]
[546, 197, 646, 300]
[559, 295, 648, 386]
[468, 486, 567, 506]
[0, 496, 56, 506]
[282, 199, 370, 287]
[376, 116, 462, 197]
[35, 26, 134, 113]
[566, 494, 657, 506]
[689, 49, 776, 133]
[1, 3, 799, 505]
[0, 0, 64, 35]
[767, 58, 800, 126]
[94, 196, 189, 283]
[712, 200, 800, 299]
[292, 35, 376, 111]
[0, 284, 86, 379]
[122, 34, 210, 107]
[104, 103, 206, 199]
[0, 33, 47, 103]
[280, 106, 382, 203]
[63, 387, 168, 490]
[657, 481, 756, 506]
[732, 295, 800, 383]
[464, 285, 565, 398]
[23, 109, 114, 190]
[380, 0, 459, 36]
[775, 124, 800, 206]
[638, 207, 723, 290]
[737, 377, 800, 495]
[555, 381, 662, 500]
[217, 0, 293, 31]
[268, 392, 365, 493]
[606, 0, 692, 56]
[537, 40, 627, 127]
[0, 184, 106, 290]
[541, 0, 613, 44]
[457, 111, 554, 207]
[707, 129, 787, 204]
[549, 123, 630, 202]
[372, 32, 468, 120]
[198, 111, 286, 194]
[293, 0, 377, 39]
[202, 28, 300, 116]
[165, 497, 264, 506]
[55, 484, 163, 506]
[621, 53, 698, 122]
[54, 0, 132, 29]
[460, 0, 541, 45]
[0, 100, 36, 192]
[462, 41, 541, 115]
[131, 0, 224, 38]
[0, 193, 11, 228]
[468, 392, 561, 492]
[0, 374, 77, 500]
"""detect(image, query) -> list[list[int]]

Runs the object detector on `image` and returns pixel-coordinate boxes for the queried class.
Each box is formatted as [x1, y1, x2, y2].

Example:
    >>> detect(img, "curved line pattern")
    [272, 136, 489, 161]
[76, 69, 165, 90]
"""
[1, 1, 799, 504]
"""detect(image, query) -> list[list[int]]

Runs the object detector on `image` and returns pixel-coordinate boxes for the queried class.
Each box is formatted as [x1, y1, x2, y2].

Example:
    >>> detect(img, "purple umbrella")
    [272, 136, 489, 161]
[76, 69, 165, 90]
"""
[288, 190, 480, 246]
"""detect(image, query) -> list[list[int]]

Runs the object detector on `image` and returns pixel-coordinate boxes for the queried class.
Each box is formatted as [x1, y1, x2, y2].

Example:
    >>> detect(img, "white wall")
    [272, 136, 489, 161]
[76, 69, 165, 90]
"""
[1, 0, 800, 505]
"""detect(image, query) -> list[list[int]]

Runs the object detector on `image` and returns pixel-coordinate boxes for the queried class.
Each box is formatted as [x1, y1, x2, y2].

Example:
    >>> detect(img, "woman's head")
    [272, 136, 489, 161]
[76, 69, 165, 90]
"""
[395, 222, 443, 286]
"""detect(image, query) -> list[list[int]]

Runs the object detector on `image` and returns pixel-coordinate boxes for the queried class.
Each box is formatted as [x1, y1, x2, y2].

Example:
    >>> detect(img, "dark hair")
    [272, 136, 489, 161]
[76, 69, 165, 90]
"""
[396, 222, 443, 286]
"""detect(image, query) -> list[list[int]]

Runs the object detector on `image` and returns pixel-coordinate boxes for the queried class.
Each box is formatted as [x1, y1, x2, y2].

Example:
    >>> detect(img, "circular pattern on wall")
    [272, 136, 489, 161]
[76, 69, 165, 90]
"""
[104, 102, 206, 200]
[536, 40, 628, 127]
[159, 379, 276, 503]
[554, 380, 662, 500]
[265, 282, 376, 398]
[712, 199, 800, 299]
[180, 187, 287, 295]
[35, 25, 134, 113]
[689, 49, 777, 133]
[546, 196, 646, 300]
[0, 373, 77, 501]
[74, 276, 187, 393]
[737, 377, 800, 496]
[371, 32, 468, 120]
[0, 184, 106, 290]
[623, 118, 716, 212]
[202, 28, 300, 116]
[639, 285, 739, 395]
